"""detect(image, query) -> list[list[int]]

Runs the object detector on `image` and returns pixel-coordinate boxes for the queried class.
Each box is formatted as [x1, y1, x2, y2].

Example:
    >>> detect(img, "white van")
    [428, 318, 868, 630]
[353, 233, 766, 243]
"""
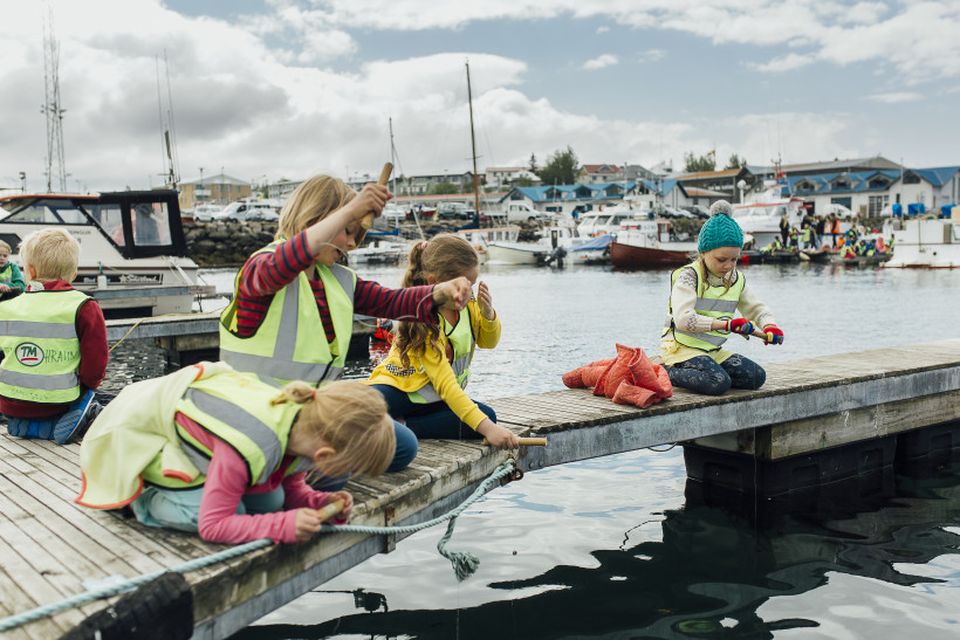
[502, 201, 556, 223]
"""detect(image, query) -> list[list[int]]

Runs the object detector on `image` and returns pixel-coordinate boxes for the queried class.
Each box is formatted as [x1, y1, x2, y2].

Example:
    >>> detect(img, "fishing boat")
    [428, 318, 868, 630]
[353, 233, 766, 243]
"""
[570, 233, 614, 265]
[739, 249, 800, 265]
[0, 190, 206, 317]
[732, 183, 806, 248]
[486, 225, 582, 266]
[884, 216, 960, 268]
[576, 205, 641, 237]
[609, 219, 695, 269]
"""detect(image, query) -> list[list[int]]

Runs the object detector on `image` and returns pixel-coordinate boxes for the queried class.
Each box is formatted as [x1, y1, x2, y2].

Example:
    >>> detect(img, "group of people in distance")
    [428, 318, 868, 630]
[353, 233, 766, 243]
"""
[1, 179, 781, 547]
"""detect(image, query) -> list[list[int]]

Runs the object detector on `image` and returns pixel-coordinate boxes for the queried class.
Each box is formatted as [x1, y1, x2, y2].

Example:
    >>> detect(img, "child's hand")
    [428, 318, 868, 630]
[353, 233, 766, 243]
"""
[347, 183, 391, 222]
[477, 419, 520, 449]
[477, 281, 495, 320]
[322, 490, 354, 523]
[294, 507, 327, 542]
[762, 324, 784, 345]
[0, 284, 9, 293]
[727, 318, 754, 336]
[433, 276, 471, 311]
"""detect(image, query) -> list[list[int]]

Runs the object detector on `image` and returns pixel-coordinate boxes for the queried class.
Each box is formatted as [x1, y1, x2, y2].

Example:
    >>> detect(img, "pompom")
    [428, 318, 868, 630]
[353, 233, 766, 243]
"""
[709, 200, 734, 217]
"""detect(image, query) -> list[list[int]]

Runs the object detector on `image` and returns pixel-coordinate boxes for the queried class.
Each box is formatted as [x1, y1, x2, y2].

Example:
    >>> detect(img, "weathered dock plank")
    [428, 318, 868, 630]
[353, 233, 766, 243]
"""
[1, 339, 958, 639]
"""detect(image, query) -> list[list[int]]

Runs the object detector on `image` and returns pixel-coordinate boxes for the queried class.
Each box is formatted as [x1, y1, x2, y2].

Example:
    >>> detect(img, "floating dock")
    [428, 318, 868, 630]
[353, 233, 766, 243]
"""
[2, 340, 959, 639]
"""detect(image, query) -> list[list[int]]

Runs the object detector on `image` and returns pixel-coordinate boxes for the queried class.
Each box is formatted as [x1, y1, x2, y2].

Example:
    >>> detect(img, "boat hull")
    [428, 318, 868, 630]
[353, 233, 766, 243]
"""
[609, 242, 691, 269]
[485, 243, 545, 265]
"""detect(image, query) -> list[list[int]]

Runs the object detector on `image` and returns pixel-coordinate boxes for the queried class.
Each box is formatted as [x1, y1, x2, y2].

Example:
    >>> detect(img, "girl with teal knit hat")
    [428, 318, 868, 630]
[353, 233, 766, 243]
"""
[660, 201, 784, 395]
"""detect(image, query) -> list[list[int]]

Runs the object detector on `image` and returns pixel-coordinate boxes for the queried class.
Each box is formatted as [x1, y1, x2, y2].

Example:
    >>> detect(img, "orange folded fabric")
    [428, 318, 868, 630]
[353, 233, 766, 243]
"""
[562, 344, 673, 409]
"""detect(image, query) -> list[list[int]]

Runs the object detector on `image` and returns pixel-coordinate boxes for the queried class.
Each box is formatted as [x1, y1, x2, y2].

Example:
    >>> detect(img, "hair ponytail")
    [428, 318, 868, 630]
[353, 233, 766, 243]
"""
[271, 380, 317, 405]
[394, 234, 478, 367]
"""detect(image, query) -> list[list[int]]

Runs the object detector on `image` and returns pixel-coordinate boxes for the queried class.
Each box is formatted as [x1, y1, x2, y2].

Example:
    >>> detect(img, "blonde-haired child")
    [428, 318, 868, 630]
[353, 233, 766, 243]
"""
[219, 174, 472, 474]
[661, 201, 783, 395]
[0, 238, 26, 299]
[77, 363, 395, 544]
[367, 234, 520, 449]
[1, 228, 107, 444]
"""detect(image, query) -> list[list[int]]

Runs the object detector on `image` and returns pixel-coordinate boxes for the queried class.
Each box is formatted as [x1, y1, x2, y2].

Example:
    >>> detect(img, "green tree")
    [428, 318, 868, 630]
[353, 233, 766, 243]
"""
[514, 177, 535, 187]
[538, 146, 579, 185]
[528, 153, 538, 173]
[725, 153, 747, 170]
[430, 182, 459, 195]
[684, 151, 716, 173]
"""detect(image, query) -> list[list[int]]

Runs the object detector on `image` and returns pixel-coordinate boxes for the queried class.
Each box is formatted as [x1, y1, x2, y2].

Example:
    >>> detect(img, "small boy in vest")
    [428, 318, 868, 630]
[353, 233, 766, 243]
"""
[0, 229, 108, 443]
[661, 201, 783, 395]
[0, 239, 26, 300]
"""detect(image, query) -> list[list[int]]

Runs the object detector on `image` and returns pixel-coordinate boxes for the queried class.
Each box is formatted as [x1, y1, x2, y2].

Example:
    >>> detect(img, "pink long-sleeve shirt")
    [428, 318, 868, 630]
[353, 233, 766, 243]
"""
[175, 412, 334, 544]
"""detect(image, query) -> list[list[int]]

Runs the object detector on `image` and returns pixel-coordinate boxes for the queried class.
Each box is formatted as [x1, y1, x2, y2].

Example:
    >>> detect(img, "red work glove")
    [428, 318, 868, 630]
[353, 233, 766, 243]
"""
[762, 324, 784, 345]
[727, 317, 754, 336]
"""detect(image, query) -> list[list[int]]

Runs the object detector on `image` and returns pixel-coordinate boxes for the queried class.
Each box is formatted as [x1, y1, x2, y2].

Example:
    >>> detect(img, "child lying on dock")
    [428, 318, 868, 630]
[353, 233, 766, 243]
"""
[76, 362, 395, 544]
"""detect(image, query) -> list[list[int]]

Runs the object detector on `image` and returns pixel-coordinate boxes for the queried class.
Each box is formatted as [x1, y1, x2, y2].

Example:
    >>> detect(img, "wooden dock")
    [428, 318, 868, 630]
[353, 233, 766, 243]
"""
[2, 340, 960, 639]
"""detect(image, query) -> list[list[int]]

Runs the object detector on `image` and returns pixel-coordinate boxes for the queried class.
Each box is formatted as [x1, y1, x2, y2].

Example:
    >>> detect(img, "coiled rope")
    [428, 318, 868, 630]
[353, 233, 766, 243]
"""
[0, 460, 516, 632]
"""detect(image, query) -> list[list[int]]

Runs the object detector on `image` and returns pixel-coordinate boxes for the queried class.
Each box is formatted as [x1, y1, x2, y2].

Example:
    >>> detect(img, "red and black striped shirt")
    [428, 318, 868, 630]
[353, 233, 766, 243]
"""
[232, 231, 437, 341]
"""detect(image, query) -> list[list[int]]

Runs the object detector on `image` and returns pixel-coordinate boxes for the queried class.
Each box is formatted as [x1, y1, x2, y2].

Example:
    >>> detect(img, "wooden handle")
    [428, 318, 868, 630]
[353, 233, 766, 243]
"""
[316, 499, 345, 522]
[360, 162, 394, 230]
[482, 436, 548, 447]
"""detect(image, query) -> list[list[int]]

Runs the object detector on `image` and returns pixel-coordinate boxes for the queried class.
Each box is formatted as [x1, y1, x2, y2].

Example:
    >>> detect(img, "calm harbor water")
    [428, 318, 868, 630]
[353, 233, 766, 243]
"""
[102, 263, 960, 639]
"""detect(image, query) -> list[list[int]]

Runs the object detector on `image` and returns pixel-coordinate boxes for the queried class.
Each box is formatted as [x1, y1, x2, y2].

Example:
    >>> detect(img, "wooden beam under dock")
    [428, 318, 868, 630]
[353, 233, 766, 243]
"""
[2, 340, 959, 639]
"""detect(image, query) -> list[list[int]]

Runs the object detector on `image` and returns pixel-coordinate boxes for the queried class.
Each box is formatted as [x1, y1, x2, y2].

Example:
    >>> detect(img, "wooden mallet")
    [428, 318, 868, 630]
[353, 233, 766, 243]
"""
[316, 499, 346, 522]
[359, 162, 394, 230]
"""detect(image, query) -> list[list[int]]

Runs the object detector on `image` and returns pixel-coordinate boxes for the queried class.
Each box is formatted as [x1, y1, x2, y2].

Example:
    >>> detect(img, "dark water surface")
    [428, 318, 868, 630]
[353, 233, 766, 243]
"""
[101, 263, 960, 639]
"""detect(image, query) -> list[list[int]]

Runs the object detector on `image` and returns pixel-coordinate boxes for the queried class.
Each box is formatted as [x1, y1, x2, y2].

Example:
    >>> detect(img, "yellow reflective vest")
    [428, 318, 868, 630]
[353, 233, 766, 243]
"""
[0, 289, 88, 403]
[408, 303, 475, 404]
[77, 362, 312, 508]
[219, 242, 357, 388]
[662, 260, 745, 353]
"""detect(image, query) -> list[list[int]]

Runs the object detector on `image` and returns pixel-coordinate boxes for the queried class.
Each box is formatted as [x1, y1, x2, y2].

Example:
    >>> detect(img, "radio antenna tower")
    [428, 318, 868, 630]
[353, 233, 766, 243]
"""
[41, 6, 67, 192]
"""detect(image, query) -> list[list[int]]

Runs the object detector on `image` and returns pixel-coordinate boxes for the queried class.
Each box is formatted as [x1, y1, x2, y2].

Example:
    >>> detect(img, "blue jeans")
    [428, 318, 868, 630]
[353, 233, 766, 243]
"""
[130, 485, 285, 532]
[666, 354, 766, 396]
[371, 384, 495, 440]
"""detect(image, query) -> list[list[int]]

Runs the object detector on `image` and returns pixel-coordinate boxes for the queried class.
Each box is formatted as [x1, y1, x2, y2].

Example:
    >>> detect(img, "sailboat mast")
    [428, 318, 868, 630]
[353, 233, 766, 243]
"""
[388, 117, 398, 195]
[465, 61, 481, 220]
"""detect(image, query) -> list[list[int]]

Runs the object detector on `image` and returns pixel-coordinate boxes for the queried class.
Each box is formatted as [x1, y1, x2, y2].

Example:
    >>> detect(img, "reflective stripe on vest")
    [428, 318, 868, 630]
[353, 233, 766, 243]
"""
[662, 261, 745, 353]
[0, 290, 87, 403]
[157, 373, 303, 489]
[219, 243, 356, 388]
[409, 305, 476, 404]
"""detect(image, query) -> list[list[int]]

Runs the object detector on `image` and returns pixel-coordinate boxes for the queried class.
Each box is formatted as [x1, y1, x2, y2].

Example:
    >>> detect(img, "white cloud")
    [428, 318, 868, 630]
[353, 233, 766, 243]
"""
[637, 49, 666, 63]
[866, 91, 922, 104]
[582, 54, 618, 70]
[749, 53, 815, 73]
[596, 25, 610, 34]
[298, 29, 358, 62]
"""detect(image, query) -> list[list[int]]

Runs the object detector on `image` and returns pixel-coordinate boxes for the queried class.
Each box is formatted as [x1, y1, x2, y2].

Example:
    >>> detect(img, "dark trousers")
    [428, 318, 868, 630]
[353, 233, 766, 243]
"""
[371, 384, 495, 440]
[666, 354, 766, 396]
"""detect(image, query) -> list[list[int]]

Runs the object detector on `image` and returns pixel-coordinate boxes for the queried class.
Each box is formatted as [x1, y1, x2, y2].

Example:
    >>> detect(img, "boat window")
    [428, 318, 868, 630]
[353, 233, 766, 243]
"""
[2, 203, 60, 223]
[132, 202, 172, 246]
[85, 203, 126, 246]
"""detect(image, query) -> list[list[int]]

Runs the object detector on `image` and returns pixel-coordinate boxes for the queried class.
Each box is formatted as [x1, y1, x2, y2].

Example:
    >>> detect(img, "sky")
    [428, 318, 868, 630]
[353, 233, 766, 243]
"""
[1, 0, 958, 192]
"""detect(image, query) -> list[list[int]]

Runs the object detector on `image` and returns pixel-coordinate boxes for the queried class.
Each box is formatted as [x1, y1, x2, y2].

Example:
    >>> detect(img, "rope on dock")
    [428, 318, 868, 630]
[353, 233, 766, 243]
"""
[0, 460, 516, 632]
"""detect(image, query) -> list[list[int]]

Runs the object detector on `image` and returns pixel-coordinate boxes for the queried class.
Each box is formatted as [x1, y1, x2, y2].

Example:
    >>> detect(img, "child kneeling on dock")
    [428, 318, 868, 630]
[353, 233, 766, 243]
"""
[76, 362, 395, 544]
[0, 229, 107, 444]
[661, 201, 783, 395]
[367, 235, 520, 449]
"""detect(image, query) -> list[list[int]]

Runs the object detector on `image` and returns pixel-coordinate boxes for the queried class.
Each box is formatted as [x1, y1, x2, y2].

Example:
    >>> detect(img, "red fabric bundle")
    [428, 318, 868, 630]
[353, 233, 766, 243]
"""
[562, 344, 673, 409]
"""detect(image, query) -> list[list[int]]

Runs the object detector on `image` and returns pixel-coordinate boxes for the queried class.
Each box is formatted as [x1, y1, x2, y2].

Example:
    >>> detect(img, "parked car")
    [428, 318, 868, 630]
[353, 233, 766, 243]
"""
[192, 203, 226, 222]
[220, 200, 280, 222]
[681, 204, 710, 219]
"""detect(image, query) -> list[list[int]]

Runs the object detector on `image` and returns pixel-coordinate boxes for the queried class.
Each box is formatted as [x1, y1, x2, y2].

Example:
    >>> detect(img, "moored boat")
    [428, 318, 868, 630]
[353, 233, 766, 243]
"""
[609, 219, 695, 269]
[0, 190, 205, 317]
[885, 217, 960, 268]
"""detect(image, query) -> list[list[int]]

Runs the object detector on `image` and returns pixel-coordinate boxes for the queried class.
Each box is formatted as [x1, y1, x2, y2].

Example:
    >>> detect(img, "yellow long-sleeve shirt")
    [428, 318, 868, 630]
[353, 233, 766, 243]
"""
[366, 299, 500, 430]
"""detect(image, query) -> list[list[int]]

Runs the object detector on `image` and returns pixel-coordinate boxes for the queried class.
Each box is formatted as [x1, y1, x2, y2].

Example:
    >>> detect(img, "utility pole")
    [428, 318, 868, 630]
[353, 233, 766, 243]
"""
[41, 6, 67, 192]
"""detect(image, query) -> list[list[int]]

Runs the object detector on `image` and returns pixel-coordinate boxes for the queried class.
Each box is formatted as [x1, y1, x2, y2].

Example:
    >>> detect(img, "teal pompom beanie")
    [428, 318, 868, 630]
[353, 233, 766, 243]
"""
[698, 200, 744, 253]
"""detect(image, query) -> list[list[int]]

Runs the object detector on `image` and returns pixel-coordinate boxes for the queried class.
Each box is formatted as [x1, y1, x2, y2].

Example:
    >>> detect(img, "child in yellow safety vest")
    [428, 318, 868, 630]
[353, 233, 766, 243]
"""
[661, 201, 784, 395]
[367, 235, 520, 449]
[77, 363, 395, 544]
[0, 239, 26, 299]
[0, 229, 107, 444]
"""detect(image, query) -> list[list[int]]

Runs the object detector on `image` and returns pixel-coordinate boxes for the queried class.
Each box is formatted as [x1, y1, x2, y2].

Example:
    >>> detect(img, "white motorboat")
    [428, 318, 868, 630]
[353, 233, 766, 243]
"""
[577, 205, 642, 237]
[885, 215, 960, 268]
[733, 183, 806, 248]
[0, 190, 205, 317]
[486, 225, 584, 266]
[348, 237, 409, 266]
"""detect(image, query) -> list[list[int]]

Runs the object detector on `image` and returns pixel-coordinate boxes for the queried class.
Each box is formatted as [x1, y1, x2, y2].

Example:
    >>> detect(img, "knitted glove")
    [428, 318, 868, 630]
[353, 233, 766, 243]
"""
[727, 317, 754, 335]
[763, 324, 784, 345]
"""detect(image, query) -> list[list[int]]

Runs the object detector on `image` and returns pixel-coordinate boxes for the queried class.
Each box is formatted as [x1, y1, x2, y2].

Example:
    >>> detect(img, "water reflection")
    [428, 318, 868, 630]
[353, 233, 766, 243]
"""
[235, 460, 960, 640]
